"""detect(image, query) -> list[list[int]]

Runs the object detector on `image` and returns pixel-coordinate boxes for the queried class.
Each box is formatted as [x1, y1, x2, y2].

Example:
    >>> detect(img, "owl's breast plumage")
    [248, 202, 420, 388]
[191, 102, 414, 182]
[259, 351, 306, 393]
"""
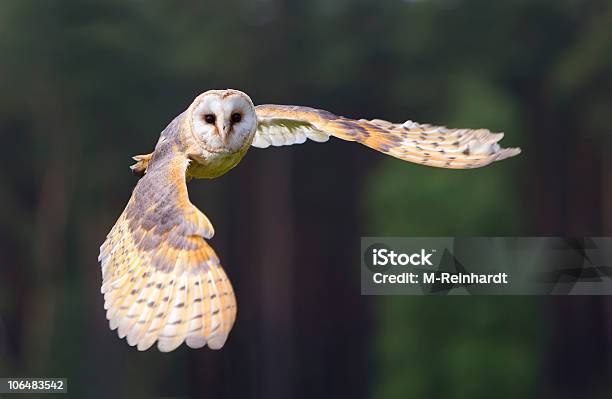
[186, 146, 249, 179]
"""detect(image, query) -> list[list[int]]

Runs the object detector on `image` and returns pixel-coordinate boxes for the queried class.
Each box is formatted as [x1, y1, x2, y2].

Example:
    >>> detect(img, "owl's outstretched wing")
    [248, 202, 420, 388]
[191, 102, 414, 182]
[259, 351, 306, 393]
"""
[254, 104, 520, 169]
[98, 153, 236, 352]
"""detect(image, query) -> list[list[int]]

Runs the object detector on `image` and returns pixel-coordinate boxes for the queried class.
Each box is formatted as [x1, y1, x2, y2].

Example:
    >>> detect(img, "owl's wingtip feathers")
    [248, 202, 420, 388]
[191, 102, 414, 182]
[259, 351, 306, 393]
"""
[497, 146, 522, 160]
[102, 261, 237, 352]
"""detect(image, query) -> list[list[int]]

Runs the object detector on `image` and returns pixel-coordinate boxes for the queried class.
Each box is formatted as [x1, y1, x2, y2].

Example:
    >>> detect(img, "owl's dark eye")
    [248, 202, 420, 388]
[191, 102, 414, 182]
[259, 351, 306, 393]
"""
[230, 113, 242, 123]
[204, 114, 216, 124]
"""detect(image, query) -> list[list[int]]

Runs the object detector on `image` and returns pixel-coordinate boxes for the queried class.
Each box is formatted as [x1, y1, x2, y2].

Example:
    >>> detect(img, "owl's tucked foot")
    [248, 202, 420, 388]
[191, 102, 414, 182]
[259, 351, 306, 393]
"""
[130, 153, 152, 176]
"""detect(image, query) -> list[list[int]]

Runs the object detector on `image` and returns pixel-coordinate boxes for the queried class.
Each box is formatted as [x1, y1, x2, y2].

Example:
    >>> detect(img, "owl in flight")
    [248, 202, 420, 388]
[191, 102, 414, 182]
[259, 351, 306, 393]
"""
[98, 89, 520, 352]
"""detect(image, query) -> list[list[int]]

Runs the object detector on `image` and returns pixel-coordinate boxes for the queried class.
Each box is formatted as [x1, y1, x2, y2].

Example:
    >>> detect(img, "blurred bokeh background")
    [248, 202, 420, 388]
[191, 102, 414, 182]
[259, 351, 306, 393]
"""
[1, 0, 612, 398]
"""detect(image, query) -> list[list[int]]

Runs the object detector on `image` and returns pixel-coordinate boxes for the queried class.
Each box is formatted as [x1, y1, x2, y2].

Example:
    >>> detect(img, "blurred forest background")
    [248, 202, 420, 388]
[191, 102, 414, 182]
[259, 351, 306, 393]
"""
[1, 0, 612, 398]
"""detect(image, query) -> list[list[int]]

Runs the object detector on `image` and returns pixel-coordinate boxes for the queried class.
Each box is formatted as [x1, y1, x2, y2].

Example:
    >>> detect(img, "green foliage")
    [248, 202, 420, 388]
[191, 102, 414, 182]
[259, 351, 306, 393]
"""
[373, 297, 541, 399]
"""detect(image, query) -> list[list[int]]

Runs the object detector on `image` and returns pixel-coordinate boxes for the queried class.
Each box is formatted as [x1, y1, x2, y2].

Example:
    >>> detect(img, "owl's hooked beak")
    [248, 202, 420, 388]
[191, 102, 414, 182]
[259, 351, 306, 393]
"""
[218, 121, 231, 145]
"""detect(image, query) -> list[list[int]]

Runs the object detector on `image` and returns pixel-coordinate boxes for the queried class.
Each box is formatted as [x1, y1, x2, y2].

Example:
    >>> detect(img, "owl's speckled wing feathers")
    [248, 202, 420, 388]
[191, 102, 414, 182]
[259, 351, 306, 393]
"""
[254, 104, 520, 169]
[99, 120, 236, 352]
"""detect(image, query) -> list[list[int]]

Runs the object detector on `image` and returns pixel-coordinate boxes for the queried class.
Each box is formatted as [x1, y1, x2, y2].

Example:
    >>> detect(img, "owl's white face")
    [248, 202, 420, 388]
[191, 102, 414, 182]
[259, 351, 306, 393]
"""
[188, 89, 257, 156]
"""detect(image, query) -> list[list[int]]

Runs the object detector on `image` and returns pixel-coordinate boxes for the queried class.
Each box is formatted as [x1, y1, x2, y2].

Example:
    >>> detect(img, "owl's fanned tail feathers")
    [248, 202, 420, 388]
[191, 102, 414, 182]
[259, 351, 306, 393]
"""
[254, 104, 521, 169]
[99, 151, 236, 352]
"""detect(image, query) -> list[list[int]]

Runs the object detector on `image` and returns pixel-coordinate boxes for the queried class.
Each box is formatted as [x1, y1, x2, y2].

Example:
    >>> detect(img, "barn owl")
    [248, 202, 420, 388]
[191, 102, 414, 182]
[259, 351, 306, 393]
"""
[98, 89, 520, 352]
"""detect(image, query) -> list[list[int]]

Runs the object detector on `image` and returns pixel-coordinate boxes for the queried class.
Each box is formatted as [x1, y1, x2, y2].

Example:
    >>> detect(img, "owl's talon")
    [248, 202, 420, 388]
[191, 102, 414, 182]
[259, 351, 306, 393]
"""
[130, 153, 152, 176]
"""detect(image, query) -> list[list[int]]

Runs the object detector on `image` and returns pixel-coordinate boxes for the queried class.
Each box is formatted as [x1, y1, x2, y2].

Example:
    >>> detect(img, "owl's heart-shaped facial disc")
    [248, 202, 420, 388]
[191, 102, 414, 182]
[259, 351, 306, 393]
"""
[188, 89, 257, 156]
